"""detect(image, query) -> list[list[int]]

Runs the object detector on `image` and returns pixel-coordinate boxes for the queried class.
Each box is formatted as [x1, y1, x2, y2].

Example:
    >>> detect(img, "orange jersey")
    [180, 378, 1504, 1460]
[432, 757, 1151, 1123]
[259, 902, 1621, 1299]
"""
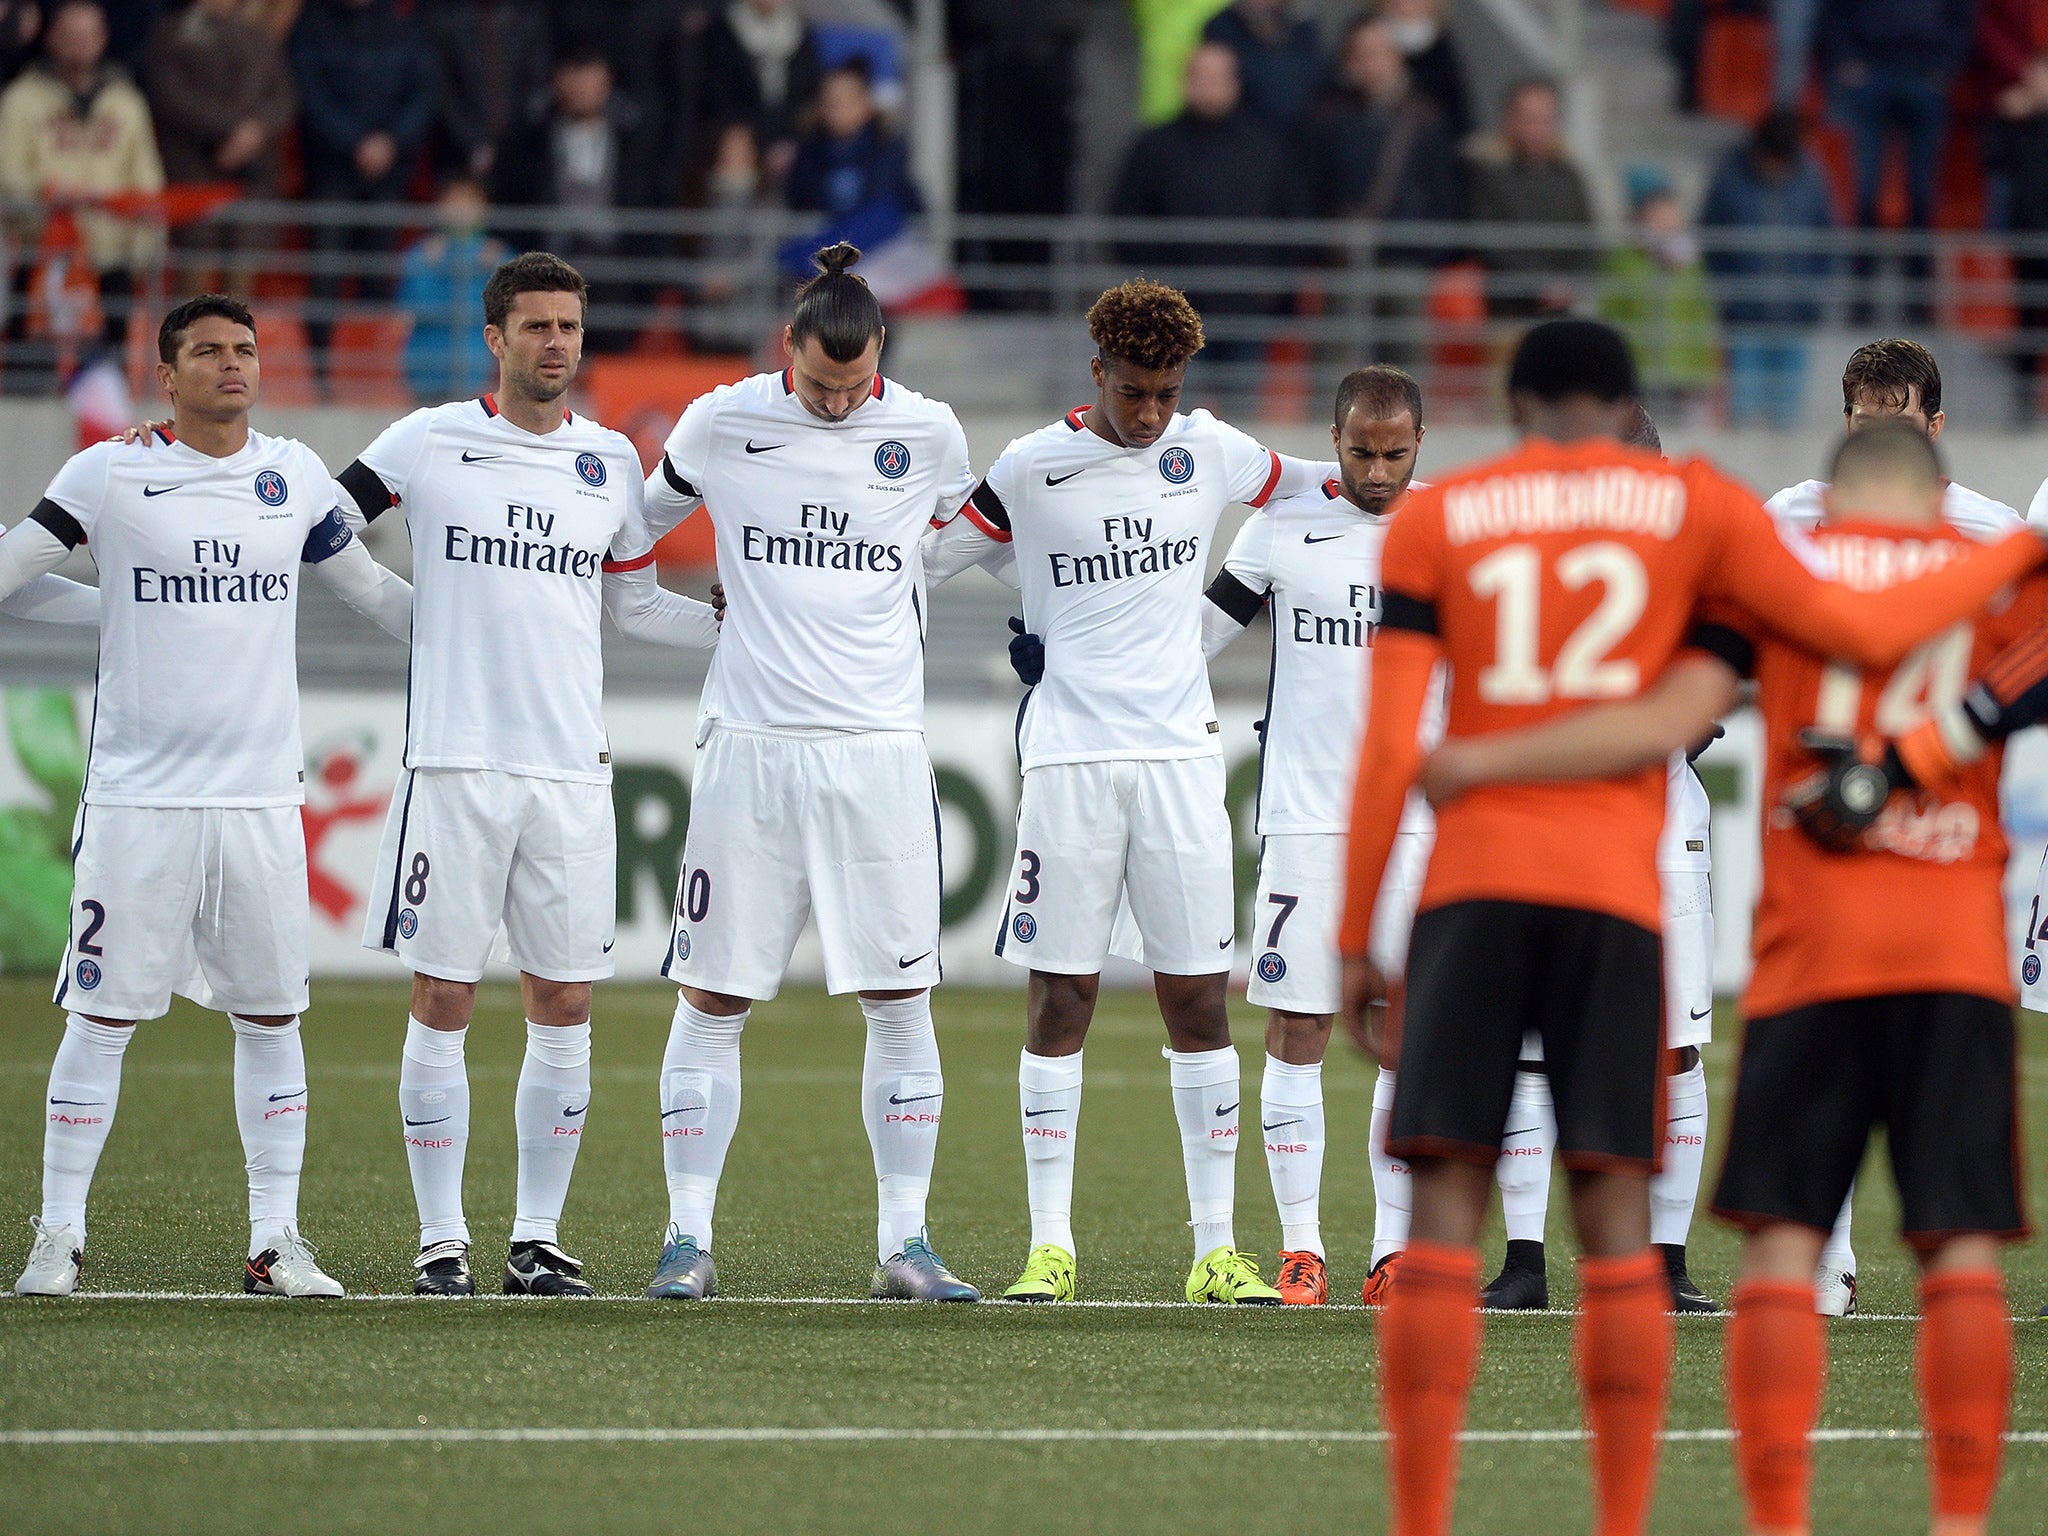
[1338, 436, 2046, 955]
[1727, 523, 2048, 1016]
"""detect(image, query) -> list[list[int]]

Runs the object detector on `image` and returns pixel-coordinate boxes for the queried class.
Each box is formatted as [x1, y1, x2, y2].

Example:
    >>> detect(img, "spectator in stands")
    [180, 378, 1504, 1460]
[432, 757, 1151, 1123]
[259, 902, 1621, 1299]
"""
[1699, 109, 1835, 425]
[695, 120, 769, 351]
[489, 44, 657, 252]
[398, 178, 505, 401]
[1462, 77, 1596, 316]
[1303, 14, 1458, 224]
[1599, 170, 1722, 421]
[1821, 0, 1973, 234]
[786, 56, 919, 221]
[1377, 0, 1471, 142]
[1201, 0, 1322, 134]
[1110, 41, 1302, 372]
[0, 3, 41, 86]
[0, 0, 163, 358]
[97, 1, 163, 79]
[423, 0, 550, 184]
[146, 0, 294, 194]
[291, 0, 435, 352]
[1981, 11, 2048, 417]
[703, 0, 821, 184]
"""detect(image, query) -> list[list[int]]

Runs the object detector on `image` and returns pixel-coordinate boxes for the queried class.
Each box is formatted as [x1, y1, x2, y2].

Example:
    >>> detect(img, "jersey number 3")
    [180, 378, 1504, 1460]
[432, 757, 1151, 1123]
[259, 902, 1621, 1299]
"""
[1469, 541, 1648, 705]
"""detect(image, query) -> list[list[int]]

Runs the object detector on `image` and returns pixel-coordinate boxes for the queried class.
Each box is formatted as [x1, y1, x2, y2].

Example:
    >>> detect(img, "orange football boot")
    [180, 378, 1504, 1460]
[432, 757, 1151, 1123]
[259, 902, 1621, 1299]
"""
[1274, 1249, 1327, 1305]
[1360, 1249, 1403, 1307]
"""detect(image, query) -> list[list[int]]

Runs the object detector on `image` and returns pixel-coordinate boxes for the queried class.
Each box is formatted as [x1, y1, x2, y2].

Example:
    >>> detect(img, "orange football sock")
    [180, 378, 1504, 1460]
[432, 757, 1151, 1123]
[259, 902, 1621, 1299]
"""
[1378, 1238, 1481, 1536]
[1918, 1270, 2012, 1527]
[1575, 1250, 1674, 1536]
[1727, 1279, 1825, 1535]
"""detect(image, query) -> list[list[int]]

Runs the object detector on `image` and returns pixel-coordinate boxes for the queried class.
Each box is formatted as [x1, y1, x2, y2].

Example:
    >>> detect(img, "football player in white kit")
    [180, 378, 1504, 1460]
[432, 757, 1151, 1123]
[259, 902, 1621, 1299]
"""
[1461, 405, 1723, 1315]
[1763, 338, 2021, 1315]
[338, 254, 721, 1298]
[0, 295, 414, 1297]
[637, 244, 1000, 1302]
[975, 279, 1322, 1304]
[1195, 365, 1433, 1305]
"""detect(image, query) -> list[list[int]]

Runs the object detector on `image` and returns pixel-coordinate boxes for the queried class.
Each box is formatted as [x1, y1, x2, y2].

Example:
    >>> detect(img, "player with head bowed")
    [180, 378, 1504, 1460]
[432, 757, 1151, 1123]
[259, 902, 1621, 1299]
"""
[1418, 423, 2033, 1536]
[637, 243, 1012, 1302]
[1337, 319, 2046, 1536]
[1191, 364, 1435, 1305]
[336, 253, 721, 1299]
[3, 294, 415, 1298]
[970, 278, 1327, 1305]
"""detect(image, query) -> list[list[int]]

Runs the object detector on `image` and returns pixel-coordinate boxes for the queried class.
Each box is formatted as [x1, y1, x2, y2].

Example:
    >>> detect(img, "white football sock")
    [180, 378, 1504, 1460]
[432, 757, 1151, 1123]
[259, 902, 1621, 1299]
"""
[1650, 1062, 1709, 1248]
[860, 993, 944, 1262]
[1821, 1181, 1856, 1274]
[1368, 1064, 1410, 1267]
[1168, 1045, 1241, 1259]
[39, 1012, 132, 1239]
[512, 1019, 591, 1245]
[399, 1016, 470, 1249]
[230, 1015, 308, 1257]
[1261, 1053, 1325, 1256]
[1019, 1048, 1082, 1256]
[1497, 1068, 1556, 1244]
[660, 995, 745, 1249]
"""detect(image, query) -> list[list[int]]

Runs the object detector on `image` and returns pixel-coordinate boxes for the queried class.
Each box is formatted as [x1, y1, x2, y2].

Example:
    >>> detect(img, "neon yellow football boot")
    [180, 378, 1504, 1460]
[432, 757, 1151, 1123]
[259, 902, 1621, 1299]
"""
[1001, 1244, 1076, 1302]
[1186, 1247, 1283, 1304]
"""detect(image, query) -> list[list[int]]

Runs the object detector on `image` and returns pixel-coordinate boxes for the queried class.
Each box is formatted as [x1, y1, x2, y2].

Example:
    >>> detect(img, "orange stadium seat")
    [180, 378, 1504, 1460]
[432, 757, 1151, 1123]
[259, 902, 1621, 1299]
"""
[1699, 14, 1774, 124]
[246, 305, 319, 406]
[326, 313, 414, 407]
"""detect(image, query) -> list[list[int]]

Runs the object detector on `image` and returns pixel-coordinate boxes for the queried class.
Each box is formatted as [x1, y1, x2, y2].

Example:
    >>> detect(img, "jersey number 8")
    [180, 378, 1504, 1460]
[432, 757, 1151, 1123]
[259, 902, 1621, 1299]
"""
[1468, 541, 1648, 705]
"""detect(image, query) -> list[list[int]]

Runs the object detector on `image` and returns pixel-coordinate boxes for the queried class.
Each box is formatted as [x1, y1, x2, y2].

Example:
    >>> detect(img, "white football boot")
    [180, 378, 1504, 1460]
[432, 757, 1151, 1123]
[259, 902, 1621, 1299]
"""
[245, 1228, 344, 1297]
[14, 1218, 84, 1296]
[1814, 1266, 1857, 1317]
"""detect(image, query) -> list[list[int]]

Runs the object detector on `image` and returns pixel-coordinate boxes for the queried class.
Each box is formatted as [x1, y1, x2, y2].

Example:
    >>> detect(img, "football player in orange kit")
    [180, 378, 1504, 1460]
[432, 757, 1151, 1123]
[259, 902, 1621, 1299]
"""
[1336, 320, 2045, 1536]
[1419, 423, 2030, 1536]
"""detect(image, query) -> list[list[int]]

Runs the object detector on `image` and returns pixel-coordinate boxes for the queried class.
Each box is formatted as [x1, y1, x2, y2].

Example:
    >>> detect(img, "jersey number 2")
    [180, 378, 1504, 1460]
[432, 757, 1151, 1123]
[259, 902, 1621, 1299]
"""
[1469, 542, 1648, 705]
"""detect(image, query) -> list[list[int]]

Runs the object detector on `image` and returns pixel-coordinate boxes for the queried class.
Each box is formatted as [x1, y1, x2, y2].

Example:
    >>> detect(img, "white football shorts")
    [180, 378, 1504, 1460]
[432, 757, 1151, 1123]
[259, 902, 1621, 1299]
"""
[1662, 866, 1715, 1049]
[664, 724, 942, 999]
[58, 803, 310, 1020]
[364, 767, 617, 984]
[1242, 826, 1432, 1014]
[997, 756, 1234, 977]
[2022, 843, 2048, 1011]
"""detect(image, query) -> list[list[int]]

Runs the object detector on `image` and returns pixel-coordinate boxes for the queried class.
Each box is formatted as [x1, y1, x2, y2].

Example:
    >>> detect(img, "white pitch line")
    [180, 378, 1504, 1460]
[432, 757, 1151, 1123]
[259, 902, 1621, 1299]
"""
[1, 1426, 2045, 1449]
[45, 1291, 1939, 1320]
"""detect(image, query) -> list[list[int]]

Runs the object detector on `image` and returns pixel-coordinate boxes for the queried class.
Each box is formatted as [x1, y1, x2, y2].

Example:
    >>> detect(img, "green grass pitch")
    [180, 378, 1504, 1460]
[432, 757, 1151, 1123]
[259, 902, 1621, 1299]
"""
[0, 976, 2043, 1534]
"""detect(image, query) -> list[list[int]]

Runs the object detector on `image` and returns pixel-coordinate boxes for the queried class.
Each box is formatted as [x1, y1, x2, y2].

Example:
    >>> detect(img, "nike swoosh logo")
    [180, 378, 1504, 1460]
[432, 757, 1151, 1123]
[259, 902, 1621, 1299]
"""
[141, 485, 178, 497]
[562, 1105, 587, 1119]
[1304, 533, 1346, 544]
[745, 441, 784, 454]
[1044, 468, 1089, 486]
[661, 1106, 704, 1120]
[268, 1090, 306, 1102]
[889, 1092, 942, 1105]
[1666, 1115, 1704, 1125]
[1503, 1125, 1543, 1138]
[460, 451, 500, 463]
[1023, 1106, 1064, 1118]
[603, 940, 615, 954]
[1218, 937, 1232, 949]
[404, 1115, 449, 1127]
[898, 952, 933, 969]
[1215, 1102, 1238, 1117]
[1688, 1006, 1712, 1020]
[49, 1098, 106, 1106]
[1263, 1119, 1302, 1132]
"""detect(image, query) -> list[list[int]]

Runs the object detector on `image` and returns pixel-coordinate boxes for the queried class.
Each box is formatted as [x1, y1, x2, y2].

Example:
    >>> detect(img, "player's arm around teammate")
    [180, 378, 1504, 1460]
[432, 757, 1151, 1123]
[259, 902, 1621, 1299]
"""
[635, 245, 981, 1304]
[4, 295, 414, 1300]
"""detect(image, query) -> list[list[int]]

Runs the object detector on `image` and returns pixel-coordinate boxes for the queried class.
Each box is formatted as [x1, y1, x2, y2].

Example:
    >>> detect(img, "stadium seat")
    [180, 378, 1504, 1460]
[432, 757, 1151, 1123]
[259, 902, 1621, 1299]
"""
[1939, 245, 2017, 338]
[578, 355, 755, 567]
[245, 305, 319, 406]
[325, 313, 414, 407]
[1698, 14, 1773, 124]
[1426, 261, 1489, 418]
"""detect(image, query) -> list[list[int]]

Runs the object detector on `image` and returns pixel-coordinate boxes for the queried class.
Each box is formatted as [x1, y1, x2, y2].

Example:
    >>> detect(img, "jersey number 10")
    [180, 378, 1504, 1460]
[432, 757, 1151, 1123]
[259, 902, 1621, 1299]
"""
[1469, 541, 1648, 705]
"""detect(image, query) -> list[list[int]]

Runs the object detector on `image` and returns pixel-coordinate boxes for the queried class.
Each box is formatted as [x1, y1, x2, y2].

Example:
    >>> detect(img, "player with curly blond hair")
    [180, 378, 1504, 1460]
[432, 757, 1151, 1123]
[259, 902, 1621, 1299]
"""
[939, 277, 1323, 1303]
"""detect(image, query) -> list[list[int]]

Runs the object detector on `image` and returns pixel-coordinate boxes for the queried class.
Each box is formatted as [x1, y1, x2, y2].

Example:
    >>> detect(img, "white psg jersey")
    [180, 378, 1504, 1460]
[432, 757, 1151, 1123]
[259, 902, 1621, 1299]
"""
[40, 429, 356, 808]
[348, 396, 652, 783]
[653, 369, 975, 733]
[977, 407, 1295, 770]
[1767, 476, 2021, 540]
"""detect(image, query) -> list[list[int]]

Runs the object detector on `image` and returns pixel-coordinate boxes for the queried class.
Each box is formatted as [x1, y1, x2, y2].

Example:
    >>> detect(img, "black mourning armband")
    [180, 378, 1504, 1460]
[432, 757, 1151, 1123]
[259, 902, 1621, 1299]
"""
[1685, 622, 1755, 680]
[28, 498, 84, 549]
[1204, 570, 1267, 626]
[1378, 590, 1438, 636]
[338, 460, 397, 523]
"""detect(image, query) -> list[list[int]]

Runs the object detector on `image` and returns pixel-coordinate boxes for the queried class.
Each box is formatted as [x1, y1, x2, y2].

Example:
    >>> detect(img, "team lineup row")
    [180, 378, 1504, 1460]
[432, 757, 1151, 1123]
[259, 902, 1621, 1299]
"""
[0, 244, 2042, 1535]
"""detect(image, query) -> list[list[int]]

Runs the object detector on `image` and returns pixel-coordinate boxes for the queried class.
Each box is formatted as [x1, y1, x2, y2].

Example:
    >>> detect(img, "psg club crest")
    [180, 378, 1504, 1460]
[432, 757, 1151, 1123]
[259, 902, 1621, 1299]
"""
[1256, 951, 1286, 983]
[2026, 954, 2042, 988]
[1158, 446, 1194, 484]
[575, 452, 607, 487]
[674, 929, 692, 962]
[1012, 912, 1037, 943]
[74, 958, 101, 990]
[874, 441, 910, 480]
[397, 908, 419, 940]
[253, 470, 287, 506]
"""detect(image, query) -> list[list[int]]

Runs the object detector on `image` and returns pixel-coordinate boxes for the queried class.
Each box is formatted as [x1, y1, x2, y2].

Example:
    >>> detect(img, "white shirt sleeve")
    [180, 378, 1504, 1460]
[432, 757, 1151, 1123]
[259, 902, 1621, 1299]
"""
[602, 564, 721, 649]
[41, 442, 116, 539]
[923, 514, 1019, 588]
[645, 392, 718, 540]
[2028, 476, 2048, 530]
[353, 408, 435, 504]
[310, 532, 413, 641]
[0, 520, 76, 605]
[935, 409, 977, 526]
[1203, 510, 1274, 659]
[605, 438, 657, 567]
